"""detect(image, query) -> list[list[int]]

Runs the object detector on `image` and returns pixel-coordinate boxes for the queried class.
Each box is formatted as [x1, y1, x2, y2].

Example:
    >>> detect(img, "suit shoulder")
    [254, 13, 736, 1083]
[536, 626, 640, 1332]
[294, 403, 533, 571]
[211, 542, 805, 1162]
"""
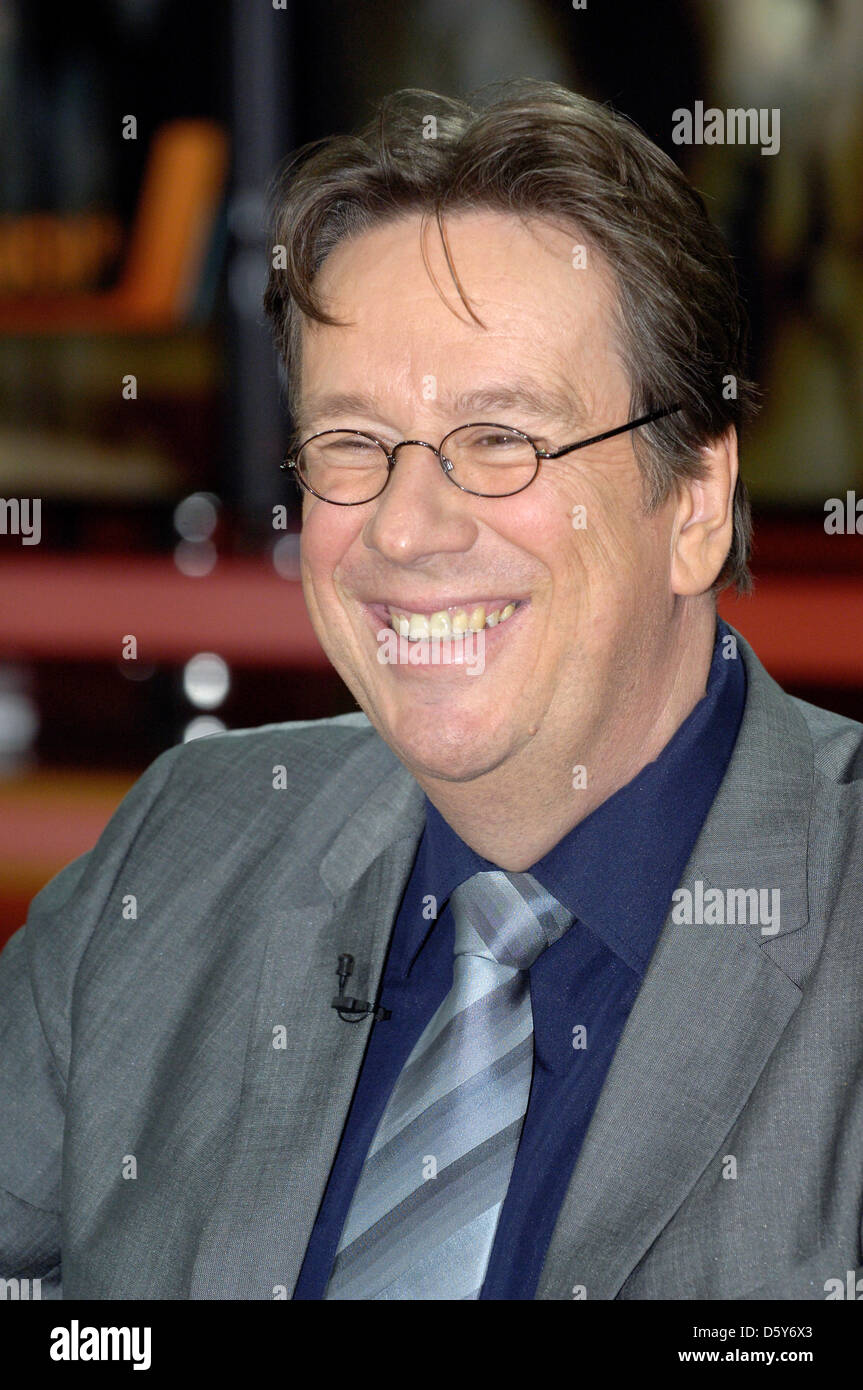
[181, 710, 378, 761]
[163, 710, 398, 807]
[792, 696, 863, 786]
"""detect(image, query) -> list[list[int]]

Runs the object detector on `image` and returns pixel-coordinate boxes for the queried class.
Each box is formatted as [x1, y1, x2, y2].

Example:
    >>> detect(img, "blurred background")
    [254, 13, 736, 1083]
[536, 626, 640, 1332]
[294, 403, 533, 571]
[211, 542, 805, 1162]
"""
[1, 0, 862, 945]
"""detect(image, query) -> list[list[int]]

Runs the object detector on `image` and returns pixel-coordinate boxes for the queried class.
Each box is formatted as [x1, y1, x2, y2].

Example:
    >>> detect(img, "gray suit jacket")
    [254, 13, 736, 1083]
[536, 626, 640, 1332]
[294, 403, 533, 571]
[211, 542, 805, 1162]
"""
[2, 631, 862, 1300]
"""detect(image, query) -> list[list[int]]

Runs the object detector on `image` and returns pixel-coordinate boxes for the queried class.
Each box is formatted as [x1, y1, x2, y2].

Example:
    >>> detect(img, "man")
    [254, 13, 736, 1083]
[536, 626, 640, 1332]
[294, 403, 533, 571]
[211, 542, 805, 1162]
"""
[2, 82, 862, 1301]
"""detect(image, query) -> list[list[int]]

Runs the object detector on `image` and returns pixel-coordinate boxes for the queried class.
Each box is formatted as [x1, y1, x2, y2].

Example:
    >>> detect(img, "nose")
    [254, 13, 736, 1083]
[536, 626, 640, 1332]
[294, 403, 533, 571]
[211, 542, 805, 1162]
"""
[361, 439, 478, 565]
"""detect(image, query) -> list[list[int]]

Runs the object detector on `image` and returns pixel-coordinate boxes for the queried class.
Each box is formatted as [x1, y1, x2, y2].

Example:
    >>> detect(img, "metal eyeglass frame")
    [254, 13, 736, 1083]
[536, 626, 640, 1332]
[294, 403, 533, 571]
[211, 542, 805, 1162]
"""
[281, 403, 683, 504]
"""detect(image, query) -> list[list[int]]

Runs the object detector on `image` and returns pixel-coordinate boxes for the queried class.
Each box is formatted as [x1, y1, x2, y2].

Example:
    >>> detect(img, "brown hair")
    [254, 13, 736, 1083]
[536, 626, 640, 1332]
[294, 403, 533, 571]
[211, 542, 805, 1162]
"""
[264, 81, 757, 592]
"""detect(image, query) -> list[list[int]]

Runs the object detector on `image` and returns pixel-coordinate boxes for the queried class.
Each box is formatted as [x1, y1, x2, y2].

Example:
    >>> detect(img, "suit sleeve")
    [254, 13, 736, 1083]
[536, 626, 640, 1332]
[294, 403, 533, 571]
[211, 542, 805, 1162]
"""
[0, 744, 184, 1296]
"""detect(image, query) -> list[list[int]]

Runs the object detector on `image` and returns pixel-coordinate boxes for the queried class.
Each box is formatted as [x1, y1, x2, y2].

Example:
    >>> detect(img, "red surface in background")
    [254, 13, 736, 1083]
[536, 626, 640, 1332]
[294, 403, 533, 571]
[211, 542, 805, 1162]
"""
[1, 552, 862, 682]
[0, 555, 326, 668]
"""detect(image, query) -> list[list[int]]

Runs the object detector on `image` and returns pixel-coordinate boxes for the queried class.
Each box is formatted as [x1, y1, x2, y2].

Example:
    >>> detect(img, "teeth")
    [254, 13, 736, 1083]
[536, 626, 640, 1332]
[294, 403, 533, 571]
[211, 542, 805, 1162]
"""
[428, 610, 452, 637]
[387, 601, 520, 640]
[468, 606, 486, 631]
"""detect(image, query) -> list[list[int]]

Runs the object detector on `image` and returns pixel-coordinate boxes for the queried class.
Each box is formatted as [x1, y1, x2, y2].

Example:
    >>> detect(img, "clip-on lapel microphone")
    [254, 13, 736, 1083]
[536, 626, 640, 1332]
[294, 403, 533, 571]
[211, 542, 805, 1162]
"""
[332, 953, 392, 1023]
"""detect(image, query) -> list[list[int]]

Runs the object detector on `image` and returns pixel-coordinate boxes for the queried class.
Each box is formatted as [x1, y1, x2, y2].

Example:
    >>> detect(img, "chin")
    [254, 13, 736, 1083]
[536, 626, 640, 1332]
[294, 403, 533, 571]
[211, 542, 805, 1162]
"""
[376, 701, 522, 785]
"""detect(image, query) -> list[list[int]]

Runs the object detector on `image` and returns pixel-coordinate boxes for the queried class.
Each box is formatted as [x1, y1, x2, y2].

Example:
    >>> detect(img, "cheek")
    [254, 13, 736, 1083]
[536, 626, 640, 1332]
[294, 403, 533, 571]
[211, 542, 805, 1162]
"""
[300, 503, 356, 596]
[524, 468, 647, 589]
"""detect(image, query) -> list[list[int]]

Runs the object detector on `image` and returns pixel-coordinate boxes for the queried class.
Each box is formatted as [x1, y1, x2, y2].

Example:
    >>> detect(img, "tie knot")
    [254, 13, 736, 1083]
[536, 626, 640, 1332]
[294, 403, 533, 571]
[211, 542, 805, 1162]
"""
[448, 870, 574, 971]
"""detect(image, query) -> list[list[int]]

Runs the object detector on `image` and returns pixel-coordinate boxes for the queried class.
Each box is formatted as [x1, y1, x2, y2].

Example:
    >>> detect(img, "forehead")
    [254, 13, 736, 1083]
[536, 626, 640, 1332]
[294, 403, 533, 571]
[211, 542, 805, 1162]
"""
[296, 210, 623, 427]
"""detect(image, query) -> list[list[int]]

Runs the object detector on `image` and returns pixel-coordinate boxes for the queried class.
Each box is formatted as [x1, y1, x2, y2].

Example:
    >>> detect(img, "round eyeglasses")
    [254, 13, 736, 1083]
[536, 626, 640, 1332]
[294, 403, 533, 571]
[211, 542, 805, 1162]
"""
[281, 405, 682, 505]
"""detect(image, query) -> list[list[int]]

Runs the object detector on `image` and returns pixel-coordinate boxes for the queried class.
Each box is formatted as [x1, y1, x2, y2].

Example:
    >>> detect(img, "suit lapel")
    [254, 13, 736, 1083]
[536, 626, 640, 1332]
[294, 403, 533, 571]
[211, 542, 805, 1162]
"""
[536, 636, 813, 1299]
[190, 751, 424, 1299]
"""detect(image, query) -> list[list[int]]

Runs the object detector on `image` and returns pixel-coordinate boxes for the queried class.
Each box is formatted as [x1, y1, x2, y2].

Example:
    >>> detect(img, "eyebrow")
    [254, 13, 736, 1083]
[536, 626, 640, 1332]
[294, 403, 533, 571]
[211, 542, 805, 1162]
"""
[297, 380, 587, 437]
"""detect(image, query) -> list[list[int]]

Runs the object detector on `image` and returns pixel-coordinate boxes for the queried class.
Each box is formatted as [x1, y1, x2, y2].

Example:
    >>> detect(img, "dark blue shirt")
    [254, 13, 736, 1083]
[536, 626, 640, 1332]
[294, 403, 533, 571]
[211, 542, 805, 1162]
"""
[294, 619, 746, 1299]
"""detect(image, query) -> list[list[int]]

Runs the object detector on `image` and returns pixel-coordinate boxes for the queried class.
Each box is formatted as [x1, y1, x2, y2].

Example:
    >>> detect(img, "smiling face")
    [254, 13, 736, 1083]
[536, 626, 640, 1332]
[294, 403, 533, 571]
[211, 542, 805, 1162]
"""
[295, 210, 700, 797]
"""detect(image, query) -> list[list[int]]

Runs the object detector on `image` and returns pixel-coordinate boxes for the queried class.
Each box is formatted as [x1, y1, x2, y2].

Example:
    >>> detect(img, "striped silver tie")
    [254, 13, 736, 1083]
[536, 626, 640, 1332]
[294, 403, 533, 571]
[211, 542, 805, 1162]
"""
[323, 870, 574, 1300]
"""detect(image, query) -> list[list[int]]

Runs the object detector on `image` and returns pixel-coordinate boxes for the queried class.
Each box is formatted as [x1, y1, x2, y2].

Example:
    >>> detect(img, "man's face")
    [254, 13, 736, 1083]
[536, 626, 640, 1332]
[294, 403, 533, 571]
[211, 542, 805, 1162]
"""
[296, 211, 678, 787]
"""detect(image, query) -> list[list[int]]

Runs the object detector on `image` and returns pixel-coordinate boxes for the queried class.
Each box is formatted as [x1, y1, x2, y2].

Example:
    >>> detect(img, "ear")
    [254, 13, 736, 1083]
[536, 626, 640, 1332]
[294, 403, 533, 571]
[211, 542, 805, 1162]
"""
[670, 427, 738, 596]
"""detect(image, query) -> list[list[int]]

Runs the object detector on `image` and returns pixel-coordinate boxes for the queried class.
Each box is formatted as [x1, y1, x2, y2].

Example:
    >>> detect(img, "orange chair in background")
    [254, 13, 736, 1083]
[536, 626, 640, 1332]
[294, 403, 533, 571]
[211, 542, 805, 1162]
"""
[0, 119, 230, 333]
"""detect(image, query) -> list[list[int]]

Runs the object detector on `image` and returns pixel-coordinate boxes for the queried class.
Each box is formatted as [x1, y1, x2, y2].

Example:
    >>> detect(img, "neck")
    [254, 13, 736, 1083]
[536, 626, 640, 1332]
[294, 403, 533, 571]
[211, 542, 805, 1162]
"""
[415, 603, 717, 870]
